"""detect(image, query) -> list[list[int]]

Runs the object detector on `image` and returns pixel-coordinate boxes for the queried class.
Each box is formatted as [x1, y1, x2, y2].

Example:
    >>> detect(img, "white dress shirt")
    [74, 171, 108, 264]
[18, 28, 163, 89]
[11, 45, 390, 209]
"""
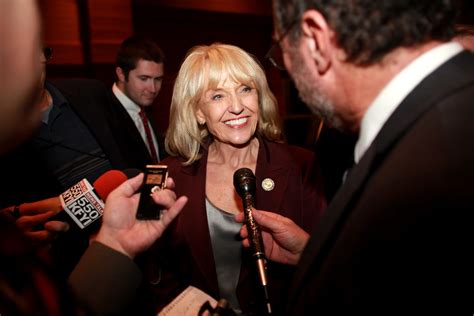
[354, 42, 464, 164]
[112, 83, 160, 159]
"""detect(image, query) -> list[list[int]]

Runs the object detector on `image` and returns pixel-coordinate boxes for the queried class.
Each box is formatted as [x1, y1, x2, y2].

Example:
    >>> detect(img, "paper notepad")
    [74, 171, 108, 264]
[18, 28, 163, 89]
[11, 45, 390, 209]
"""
[157, 286, 217, 316]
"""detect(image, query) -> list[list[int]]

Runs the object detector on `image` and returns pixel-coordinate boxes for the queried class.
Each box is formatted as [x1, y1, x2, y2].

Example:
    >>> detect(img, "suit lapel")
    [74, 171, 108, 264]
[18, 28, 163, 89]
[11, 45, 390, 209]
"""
[180, 154, 220, 295]
[108, 91, 153, 163]
[254, 136, 290, 212]
[289, 50, 474, 307]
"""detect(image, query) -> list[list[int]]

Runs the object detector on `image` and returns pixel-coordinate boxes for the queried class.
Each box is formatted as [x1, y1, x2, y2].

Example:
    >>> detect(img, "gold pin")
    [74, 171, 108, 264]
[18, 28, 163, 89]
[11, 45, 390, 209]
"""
[261, 178, 275, 191]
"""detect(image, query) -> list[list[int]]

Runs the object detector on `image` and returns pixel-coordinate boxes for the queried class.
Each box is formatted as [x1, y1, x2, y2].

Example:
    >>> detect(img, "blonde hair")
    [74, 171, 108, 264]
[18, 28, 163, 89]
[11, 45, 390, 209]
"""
[165, 43, 282, 165]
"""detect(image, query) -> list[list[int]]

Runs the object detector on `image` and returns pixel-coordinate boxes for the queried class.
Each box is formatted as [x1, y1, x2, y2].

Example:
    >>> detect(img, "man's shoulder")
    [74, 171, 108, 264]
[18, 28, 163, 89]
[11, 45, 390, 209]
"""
[51, 78, 108, 95]
[48, 79, 113, 116]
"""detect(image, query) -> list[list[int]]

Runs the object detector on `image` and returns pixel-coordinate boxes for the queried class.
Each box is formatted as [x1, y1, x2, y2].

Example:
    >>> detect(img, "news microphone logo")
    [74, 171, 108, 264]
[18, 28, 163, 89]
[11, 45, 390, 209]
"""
[59, 179, 104, 229]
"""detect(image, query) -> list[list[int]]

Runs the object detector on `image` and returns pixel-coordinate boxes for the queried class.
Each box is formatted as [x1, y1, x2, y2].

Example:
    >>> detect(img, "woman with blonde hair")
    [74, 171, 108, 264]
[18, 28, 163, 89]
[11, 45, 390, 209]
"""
[142, 43, 326, 315]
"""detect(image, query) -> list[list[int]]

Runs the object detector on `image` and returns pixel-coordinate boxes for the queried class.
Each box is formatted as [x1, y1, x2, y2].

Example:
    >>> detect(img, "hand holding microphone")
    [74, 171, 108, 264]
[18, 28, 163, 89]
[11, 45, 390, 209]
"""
[4, 168, 188, 260]
[3, 197, 68, 245]
[5, 169, 136, 245]
[233, 168, 272, 314]
[236, 209, 310, 266]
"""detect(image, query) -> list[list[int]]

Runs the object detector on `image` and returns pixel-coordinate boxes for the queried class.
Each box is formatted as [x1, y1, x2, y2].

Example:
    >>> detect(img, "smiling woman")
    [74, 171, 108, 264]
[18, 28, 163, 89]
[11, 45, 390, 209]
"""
[166, 43, 281, 165]
[138, 43, 327, 315]
[197, 78, 259, 147]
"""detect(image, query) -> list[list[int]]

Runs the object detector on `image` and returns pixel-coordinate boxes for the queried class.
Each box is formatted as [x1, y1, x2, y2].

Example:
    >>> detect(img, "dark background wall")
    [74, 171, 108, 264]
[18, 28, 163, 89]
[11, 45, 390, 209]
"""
[39, 0, 474, 140]
[130, 3, 276, 134]
[40, 0, 297, 135]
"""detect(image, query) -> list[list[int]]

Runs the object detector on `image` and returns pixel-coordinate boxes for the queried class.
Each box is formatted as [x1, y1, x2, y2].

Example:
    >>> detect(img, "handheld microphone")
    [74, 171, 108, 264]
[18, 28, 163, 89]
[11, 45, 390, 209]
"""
[59, 170, 128, 230]
[233, 168, 272, 314]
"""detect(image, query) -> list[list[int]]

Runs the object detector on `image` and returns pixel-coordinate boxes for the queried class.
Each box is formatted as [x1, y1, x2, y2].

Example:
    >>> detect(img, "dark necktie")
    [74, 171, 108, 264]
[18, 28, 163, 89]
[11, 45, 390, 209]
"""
[138, 107, 158, 163]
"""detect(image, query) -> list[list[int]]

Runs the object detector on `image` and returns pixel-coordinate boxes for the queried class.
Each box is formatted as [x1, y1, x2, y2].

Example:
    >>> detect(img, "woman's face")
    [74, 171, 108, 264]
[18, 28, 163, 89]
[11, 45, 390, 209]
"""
[197, 78, 259, 147]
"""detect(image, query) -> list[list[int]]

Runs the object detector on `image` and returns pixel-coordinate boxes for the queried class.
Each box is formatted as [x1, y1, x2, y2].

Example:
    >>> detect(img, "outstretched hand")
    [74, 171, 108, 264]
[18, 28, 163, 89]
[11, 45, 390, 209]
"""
[95, 173, 188, 259]
[236, 209, 310, 265]
[7, 197, 69, 245]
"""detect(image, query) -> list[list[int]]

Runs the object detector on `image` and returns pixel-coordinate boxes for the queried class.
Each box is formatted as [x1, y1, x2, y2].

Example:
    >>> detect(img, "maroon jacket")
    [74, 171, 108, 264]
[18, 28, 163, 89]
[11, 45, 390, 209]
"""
[140, 135, 326, 315]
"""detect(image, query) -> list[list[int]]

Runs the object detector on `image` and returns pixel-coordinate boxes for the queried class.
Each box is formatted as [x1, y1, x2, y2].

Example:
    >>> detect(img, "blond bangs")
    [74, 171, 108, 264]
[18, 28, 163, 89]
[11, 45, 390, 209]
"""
[206, 45, 259, 89]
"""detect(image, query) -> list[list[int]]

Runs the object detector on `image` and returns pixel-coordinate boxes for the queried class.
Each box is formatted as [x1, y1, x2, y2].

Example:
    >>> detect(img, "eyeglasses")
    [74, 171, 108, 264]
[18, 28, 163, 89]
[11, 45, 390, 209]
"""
[265, 18, 300, 71]
[43, 47, 53, 62]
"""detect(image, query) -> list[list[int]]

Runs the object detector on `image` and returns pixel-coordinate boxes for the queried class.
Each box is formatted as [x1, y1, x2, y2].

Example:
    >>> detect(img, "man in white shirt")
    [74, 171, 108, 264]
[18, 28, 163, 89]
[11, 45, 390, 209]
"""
[237, 0, 474, 314]
[109, 36, 165, 166]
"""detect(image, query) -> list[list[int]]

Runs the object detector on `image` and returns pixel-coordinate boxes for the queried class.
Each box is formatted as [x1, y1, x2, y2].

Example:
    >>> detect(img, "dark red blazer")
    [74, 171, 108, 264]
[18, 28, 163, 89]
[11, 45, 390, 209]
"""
[139, 135, 326, 315]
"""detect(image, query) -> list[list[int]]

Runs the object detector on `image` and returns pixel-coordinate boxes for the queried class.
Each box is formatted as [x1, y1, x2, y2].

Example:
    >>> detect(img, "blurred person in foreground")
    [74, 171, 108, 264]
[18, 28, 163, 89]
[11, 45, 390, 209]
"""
[0, 2, 187, 315]
[237, 0, 474, 314]
[0, 46, 150, 278]
[141, 43, 326, 315]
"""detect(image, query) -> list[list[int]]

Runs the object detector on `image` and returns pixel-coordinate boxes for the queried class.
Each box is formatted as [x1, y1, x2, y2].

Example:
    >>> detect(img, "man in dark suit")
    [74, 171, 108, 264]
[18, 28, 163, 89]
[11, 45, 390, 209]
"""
[0, 46, 153, 277]
[108, 36, 166, 166]
[0, 47, 126, 215]
[238, 0, 474, 314]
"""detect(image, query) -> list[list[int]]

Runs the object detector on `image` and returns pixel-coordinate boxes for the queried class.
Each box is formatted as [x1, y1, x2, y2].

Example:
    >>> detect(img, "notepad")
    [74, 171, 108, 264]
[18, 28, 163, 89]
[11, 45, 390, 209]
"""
[157, 286, 217, 316]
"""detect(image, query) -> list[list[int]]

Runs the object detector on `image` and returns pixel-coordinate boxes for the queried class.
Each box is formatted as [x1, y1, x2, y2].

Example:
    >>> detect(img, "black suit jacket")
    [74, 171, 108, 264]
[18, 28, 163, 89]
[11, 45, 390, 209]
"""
[0, 79, 128, 207]
[0, 79, 161, 277]
[106, 89, 166, 168]
[288, 51, 474, 314]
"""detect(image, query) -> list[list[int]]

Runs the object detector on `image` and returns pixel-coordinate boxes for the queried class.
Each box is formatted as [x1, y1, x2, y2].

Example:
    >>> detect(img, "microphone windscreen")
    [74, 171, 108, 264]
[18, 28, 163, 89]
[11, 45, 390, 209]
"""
[93, 170, 127, 200]
[233, 168, 256, 198]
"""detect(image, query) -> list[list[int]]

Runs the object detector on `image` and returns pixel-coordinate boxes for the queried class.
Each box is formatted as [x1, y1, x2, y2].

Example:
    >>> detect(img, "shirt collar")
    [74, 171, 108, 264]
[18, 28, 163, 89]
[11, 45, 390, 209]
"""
[112, 82, 141, 114]
[354, 42, 464, 163]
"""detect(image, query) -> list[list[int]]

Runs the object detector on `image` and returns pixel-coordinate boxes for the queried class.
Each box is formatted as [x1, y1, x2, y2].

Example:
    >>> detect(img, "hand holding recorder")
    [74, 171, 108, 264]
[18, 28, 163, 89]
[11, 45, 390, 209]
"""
[96, 171, 188, 259]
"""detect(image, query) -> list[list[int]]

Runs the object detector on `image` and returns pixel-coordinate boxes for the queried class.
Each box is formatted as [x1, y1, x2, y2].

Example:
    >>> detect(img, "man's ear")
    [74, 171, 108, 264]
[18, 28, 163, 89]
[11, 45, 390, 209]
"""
[300, 10, 333, 74]
[116, 67, 125, 82]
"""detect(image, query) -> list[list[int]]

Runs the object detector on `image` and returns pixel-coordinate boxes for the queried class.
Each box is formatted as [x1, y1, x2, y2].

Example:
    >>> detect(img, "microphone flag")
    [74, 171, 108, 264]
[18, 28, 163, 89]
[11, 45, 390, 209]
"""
[59, 178, 104, 229]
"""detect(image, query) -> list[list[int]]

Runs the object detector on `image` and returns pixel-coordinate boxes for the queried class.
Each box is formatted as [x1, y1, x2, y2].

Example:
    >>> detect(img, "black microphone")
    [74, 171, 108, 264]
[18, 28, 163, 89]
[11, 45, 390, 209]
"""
[233, 168, 272, 314]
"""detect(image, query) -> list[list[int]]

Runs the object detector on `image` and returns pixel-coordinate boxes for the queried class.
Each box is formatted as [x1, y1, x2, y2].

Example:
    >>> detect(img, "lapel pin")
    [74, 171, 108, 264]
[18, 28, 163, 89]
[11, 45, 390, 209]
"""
[261, 178, 275, 191]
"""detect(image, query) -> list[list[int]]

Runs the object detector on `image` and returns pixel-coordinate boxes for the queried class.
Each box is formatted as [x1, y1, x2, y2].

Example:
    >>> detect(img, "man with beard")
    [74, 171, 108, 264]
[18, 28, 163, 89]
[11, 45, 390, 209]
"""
[238, 0, 474, 314]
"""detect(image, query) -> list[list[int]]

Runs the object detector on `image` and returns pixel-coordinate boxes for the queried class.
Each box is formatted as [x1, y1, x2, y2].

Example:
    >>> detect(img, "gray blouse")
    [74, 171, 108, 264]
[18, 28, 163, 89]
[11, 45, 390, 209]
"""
[205, 198, 243, 313]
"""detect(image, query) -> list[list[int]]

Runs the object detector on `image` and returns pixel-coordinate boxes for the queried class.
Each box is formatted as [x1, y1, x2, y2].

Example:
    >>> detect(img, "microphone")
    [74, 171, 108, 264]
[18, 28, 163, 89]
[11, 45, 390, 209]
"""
[93, 170, 128, 201]
[233, 168, 272, 314]
[59, 170, 128, 230]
